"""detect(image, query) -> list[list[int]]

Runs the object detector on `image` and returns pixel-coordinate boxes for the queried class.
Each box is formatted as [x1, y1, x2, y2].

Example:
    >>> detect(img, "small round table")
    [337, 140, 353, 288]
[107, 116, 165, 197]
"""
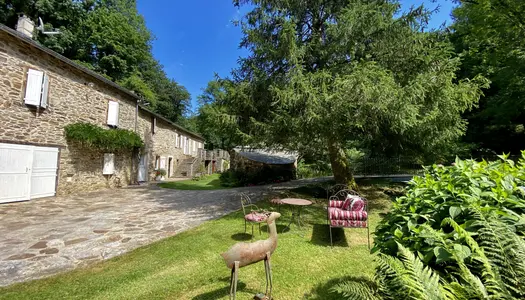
[280, 198, 312, 233]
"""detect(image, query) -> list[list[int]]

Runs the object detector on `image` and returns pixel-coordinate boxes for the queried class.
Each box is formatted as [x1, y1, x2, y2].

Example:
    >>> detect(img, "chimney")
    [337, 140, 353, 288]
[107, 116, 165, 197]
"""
[16, 15, 35, 38]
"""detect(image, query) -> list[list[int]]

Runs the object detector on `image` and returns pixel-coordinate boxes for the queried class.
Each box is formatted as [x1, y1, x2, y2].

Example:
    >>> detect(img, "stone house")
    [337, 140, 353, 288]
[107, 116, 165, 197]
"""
[0, 21, 204, 203]
[230, 148, 298, 184]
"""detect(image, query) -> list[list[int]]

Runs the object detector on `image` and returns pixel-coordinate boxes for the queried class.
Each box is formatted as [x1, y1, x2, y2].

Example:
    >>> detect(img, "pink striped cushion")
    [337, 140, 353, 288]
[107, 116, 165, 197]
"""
[330, 219, 367, 227]
[328, 208, 368, 220]
[244, 212, 268, 222]
[329, 200, 344, 208]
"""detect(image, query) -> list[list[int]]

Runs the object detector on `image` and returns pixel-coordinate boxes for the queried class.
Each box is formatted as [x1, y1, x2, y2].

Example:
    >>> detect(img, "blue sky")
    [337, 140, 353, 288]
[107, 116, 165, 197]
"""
[136, 0, 456, 112]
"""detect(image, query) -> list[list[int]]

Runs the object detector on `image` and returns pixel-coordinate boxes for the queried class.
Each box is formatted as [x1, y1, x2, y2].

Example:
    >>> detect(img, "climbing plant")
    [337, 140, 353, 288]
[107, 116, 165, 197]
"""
[64, 122, 143, 152]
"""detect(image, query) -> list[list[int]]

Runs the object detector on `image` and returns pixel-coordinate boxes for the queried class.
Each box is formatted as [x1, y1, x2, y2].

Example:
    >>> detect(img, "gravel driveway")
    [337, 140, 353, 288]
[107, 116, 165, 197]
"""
[0, 177, 329, 286]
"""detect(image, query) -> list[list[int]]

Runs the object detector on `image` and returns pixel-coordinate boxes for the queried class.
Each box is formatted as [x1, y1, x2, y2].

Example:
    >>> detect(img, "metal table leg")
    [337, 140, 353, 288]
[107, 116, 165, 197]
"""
[282, 205, 295, 233]
[282, 205, 306, 235]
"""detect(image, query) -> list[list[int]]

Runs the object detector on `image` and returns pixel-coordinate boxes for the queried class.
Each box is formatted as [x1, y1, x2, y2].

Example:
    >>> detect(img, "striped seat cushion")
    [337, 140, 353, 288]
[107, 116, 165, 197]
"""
[329, 200, 344, 208]
[330, 220, 367, 228]
[328, 207, 368, 221]
[244, 212, 268, 222]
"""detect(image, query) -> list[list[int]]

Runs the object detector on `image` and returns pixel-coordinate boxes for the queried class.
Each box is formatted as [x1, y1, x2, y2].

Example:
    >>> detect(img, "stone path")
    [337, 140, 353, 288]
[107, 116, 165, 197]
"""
[0, 177, 329, 287]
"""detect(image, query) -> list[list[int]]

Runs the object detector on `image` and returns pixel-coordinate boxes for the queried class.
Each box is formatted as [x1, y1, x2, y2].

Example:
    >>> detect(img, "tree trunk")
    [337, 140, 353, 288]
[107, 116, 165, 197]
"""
[327, 141, 354, 186]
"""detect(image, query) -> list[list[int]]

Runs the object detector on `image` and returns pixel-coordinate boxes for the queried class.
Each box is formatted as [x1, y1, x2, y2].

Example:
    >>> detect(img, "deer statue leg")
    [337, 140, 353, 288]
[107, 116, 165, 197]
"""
[230, 261, 240, 300]
[265, 251, 273, 299]
[229, 266, 235, 299]
[264, 254, 269, 295]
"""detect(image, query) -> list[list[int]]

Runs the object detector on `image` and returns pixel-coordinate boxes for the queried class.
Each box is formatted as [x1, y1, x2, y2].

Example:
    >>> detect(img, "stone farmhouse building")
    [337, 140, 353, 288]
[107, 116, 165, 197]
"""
[0, 21, 206, 203]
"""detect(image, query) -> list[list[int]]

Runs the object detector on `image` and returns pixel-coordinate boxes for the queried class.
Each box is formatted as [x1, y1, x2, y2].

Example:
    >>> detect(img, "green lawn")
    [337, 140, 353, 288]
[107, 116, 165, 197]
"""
[0, 183, 392, 300]
[158, 174, 228, 190]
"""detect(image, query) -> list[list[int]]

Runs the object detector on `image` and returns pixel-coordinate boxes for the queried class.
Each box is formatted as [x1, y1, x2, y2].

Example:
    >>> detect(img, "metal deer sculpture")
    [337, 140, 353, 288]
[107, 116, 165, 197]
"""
[221, 212, 281, 300]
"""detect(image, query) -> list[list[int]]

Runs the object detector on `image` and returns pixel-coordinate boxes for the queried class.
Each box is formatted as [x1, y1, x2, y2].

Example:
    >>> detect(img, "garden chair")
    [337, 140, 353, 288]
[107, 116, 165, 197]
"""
[327, 188, 370, 249]
[326, 184, 349, 200]
[239, 192, 268, 237]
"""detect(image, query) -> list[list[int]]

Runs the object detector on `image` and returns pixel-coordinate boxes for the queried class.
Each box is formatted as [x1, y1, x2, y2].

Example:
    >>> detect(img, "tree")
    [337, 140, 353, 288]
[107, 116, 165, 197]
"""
[0, 0, 191, 124]
[225, 0, 487, 184]
[196, 79, 249, 150]
[451, 0, 525, 154]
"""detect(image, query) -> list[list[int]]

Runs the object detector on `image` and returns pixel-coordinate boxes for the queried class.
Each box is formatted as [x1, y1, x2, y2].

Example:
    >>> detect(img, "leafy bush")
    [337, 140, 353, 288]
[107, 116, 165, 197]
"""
[297, 160, 332, 179]
[334, 154, 525, 299]
[375, 155, 525, 256]
[65, 123, 143, 152]
[219, 170, 241, 187]
[155, 169, 166, 177]
[219, 166, 295, 187]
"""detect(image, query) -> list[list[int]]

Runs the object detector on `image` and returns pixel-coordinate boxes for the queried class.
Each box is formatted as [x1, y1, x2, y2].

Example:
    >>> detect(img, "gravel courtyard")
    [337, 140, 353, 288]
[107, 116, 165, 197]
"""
[0, 178, 329, 286]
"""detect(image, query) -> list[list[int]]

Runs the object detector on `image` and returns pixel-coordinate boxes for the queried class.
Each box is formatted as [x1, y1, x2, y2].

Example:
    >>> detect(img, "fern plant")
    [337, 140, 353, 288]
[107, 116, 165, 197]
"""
[332, 244, 479, 300]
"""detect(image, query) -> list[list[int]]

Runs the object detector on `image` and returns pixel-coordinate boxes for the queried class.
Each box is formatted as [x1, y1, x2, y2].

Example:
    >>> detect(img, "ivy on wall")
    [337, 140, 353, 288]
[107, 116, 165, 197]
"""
[64, 123, 144, 152]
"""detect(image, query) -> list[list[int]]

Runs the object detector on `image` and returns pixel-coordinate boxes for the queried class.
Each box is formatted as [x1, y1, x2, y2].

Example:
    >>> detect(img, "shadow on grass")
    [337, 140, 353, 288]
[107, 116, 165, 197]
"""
[192, 277, 255, 300]
[230, 233, 253, 241]
[261, 224, 290, 234]
[289, 185, 328, 199]
[206, 179, 222, 187]
[306, 275, 377, 300]
[310, 224, 349, 247]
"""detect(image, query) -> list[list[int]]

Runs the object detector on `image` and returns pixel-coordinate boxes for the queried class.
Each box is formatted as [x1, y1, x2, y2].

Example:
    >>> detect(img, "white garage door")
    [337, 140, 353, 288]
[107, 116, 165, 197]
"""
[0, 143, 59, 203]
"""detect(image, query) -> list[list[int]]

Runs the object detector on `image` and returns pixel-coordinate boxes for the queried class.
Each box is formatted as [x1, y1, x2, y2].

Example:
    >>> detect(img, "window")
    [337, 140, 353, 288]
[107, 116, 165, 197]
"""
[155, 156, 160, 169]
[107, 101, 119, 127]
[24, 68, 49, 108]
[151, 116, 156, 134]
[159, 157, 166, 169]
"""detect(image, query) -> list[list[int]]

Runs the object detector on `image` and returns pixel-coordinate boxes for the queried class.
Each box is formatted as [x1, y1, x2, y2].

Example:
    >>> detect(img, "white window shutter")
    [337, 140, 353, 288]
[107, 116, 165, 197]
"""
[24, 69, 44, 106]
[103, 153, 115, 175]
[40, 73, 49, 108]
[107, 101, 119, 126]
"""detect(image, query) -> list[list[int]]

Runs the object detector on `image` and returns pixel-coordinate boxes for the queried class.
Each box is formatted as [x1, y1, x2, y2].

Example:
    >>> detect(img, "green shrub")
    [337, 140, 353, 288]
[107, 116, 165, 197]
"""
[64, 122, 143, 152]
[375, 154, 525, 256]
[155, 169, 166, 177]
[297, 160, 332, 179]
[219, 166, 295, 187]
[367, 153, 525, 299]
[219, 170, 241, 187]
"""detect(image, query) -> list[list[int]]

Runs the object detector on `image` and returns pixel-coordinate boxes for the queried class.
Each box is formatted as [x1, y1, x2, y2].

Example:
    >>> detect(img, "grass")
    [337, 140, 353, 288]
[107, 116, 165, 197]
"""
[0, 181, 393, 300]
[158, 174, 229, 190]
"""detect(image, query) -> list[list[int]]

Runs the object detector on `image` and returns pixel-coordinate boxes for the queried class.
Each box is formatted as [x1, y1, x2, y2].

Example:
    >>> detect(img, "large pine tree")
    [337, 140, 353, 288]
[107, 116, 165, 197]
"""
[222, 0, 487, 184]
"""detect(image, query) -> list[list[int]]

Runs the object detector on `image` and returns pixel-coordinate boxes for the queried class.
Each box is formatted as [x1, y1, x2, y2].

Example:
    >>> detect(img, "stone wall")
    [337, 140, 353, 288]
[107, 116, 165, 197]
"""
[0, 30, 203, 196]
